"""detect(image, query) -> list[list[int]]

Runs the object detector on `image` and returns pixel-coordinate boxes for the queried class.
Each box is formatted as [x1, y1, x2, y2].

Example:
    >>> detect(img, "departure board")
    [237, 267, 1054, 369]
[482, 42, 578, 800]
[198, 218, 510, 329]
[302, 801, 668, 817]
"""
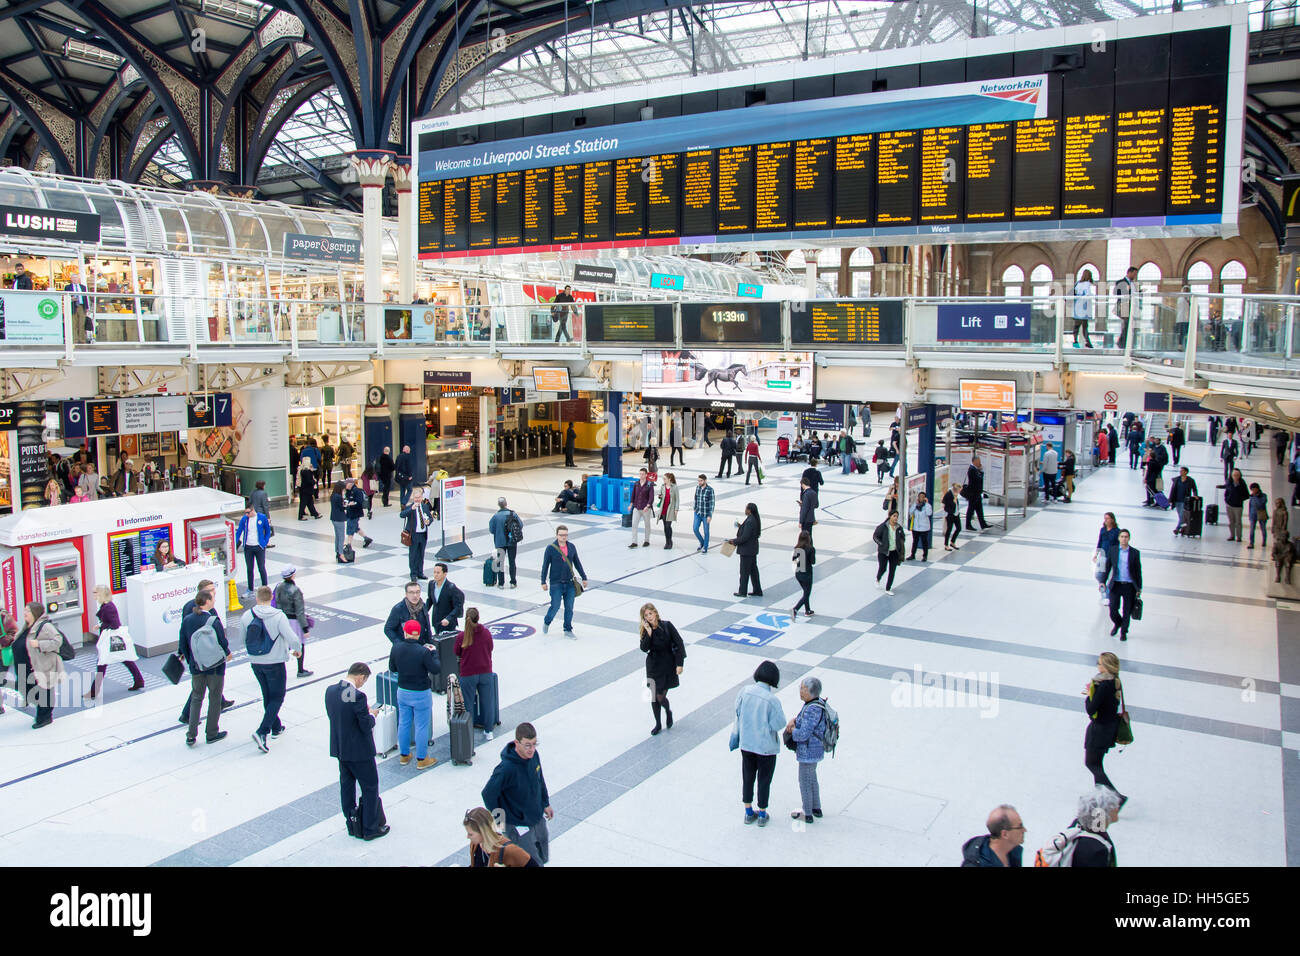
[495, 170, 522, 247]
[834, 135, 873, 227]
[468, 174, 494, 248]
[443, 177, 468, 250]
[1062, 112, 1113, 218]
[790, 300, 906, 346]
[584, 304, 674, 341]
[417, 180, 442, 253]
[755, 142, 792, 232]
[413, 22, 1237, 257]
[920, 127, 964, 223]
[682, 149, 715, 236]
[646, 153, 680, 237]
[614, 157, 645, 239]
[582, 161, 613, 242]
[793, 138, 832, 228]
[552, 165, 582, 242]
[717, 145, 754, 233]
[523, 167, 552, 245]
[1012, 118, 1060, 219]
[965, 123, 1011, 221]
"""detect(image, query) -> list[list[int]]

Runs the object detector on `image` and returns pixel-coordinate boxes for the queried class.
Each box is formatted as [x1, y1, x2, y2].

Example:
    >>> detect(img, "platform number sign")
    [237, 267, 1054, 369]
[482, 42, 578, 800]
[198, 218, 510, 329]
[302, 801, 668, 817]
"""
[187, 392, 233, 429]
[61, 400, 86, 439]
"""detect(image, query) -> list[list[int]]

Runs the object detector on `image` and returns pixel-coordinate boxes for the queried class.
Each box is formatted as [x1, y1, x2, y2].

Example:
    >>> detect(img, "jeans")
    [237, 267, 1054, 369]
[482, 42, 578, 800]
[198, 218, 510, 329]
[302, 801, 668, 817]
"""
[397, 686, 433, 760]
[841, 454, 853, 474]
[1129, 449, 1141, 469]
[740, 750, 777, 809]
[494, 544, 517, 585]
[693, 512, 711, 550]
[380, 477, 391, 506]
[187, 670, 225, 741]
[332, 520, 347, 556]
[797, 760, 822, 815]
[1173, 501, 1187, 532]
[251, 661, 286, 736]
[339, 757, 381, 836]
[398, 480, 412, 508]
[544, 580, 576, 631]
[506, 817, 549, 866]
[877, 553, 900, 590]
[1171, 444, 1181, 465]
[631, 507, 653, 543]
[244, 544, 267, 592]
[407, 532, 427, 579]
[1248, 514, 1267, 547]
[459, 672, 497, 732]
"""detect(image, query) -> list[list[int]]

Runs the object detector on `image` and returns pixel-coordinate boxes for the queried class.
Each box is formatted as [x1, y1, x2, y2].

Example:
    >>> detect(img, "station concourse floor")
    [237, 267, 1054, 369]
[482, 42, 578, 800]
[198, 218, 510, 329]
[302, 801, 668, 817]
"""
[0, 434, 1292, 867]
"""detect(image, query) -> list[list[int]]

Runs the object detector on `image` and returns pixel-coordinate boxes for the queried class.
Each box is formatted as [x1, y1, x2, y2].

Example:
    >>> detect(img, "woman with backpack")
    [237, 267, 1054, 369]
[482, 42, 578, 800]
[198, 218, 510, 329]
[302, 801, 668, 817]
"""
[638, 602, 685, 737]
[786, 676, 828, 823]
[1083, 651, 1127, 810]
[21, 601, 65, 729]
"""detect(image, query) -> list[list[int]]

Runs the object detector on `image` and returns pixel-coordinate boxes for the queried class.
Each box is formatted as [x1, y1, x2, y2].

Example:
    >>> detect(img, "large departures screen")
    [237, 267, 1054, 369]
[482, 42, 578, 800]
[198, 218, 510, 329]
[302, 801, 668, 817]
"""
[415, 18, 1237, 259]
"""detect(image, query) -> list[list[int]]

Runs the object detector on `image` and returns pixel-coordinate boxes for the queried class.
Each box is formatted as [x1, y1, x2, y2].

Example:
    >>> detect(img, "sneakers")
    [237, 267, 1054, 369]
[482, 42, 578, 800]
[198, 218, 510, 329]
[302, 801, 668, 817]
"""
[297, 670, 314, 678]
[564, 630, 576, 639]
[416, 756, 438, 769]
[744, 809, 758, 825]
[271, 726, 286, 737]
[641, 541, 650, 547]
[542, 621, 550, 635]
[251, 731, 269, 753]
[362, 537, 374, 548]
[756, 811, 770, 827]
[399, 754, 413, 766]
[509, 583, 517, 589]
[484, 730, 494, 740]
[628, 543, 638, 549]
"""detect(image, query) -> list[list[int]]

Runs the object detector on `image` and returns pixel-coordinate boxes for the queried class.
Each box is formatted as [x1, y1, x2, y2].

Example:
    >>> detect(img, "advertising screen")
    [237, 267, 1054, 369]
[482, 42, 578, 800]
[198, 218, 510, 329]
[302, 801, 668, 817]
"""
[532, 367, 572, 392]
[640, 349, 815, 410]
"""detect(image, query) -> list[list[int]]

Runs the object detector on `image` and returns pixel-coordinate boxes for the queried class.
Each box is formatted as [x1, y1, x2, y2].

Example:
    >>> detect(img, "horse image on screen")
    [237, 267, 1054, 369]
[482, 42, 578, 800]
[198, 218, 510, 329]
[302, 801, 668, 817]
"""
[640, 350, 815, 410]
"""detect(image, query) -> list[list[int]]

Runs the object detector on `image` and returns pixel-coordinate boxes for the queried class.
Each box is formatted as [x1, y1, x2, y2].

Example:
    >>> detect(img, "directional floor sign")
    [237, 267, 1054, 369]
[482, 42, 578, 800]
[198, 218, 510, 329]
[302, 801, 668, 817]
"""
[937, 303, 1031, 342]
[707, 623, 783, 647]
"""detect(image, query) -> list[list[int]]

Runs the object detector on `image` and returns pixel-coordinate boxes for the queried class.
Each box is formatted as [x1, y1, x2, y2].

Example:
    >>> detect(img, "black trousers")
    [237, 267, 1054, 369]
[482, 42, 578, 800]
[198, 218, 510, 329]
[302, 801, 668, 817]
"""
[408, 532, 428, 580]
[909, 530, 931, 560]
[1109, 582, 1137, 636]
[564, 448, 575, 467]
[1129, 448, 1141, 469]
[380, 477, 391, 506]
[663, 519, 673, 546]
[876, 553, 900, 590]
[944, 514, 960, 547]
[1171, 444, 1181, 465]
[800, 521, 814, 545]
[793, 570, 813, 614]
[745, 457, 761, 484]
[244, 544, 267, 593]
[1085, 747, 1117, 792]
[495, 543, 518, 585]
[1072, 320, 1092, 346]
[965, 496, 988, 530]
[741, 750, 777, 809]
[298, 493, 319, 518]
[737, 554, 761, 595]
[671, 446, 684, 465]
[717, 452, 732, 478]
[339, 757, 382, 836]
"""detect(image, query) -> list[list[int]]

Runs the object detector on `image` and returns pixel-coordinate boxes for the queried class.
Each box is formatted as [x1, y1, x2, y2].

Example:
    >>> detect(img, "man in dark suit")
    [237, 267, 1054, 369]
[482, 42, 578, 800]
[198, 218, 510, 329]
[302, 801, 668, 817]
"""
[717, 431, 735, 479]
[399, 485, 435, 580]
[1102, 529, 1142, 642]
[427, 562, 464, 634]
[377, 446, 395, 506]
[964, 456, 990, 531]
[564, 423, 576, 468]
[325, 662, 389, 840]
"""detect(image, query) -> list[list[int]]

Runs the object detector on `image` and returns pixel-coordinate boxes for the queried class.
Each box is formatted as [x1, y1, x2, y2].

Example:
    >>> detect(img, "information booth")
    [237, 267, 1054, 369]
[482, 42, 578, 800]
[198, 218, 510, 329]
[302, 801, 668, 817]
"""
[0, 488, 245, 642]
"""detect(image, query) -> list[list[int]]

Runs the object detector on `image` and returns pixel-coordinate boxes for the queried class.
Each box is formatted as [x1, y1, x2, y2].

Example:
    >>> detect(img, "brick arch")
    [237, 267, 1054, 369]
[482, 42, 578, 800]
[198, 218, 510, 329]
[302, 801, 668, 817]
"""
[1174, 236, 1260, 286]
[990, 242, 1063, 285]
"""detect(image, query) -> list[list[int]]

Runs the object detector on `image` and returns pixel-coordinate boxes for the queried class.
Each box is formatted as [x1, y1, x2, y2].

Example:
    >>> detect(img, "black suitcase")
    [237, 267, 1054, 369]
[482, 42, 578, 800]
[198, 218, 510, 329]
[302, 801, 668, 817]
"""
[1183, 495, 1203, 537]
[432, 631, 459, 694]
[446, 675, 475, 765]
[1205, 503, 1219, 525]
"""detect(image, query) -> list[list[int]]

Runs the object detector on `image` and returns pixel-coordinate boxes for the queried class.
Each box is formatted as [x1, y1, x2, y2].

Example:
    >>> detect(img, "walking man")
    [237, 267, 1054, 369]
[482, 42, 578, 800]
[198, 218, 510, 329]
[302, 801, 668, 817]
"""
[377, 446, 395, 506]
[1115, 265, 1137, 349]
[482, 722, 554, 866]
[1041, 444, 1059, 502]
[551, 285, 575, 343]
[244, 586, 301, 754]
[629, 468, 655, 547]
[179, 591, 231, 746]
[693, 474, 715, 553]
[718, 431, 735, 478]
[965, 456, 990, 531]
[394, 444, 414, 507]
[540, 526, 587, 637]
[799, 477, 818, 544]
[564, 422, 577, 468]
[1102, 529, 1142, 642]
[669, 416, 684, 466]
[325, 662, 389, 840]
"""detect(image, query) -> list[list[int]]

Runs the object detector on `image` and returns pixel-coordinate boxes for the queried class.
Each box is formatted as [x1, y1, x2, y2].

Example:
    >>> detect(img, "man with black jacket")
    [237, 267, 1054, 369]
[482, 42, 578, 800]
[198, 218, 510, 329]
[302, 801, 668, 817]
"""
[798, 478, 818, 543]
[326, 662, 388, 840]
[427, 563, 464, 634]
[1102, 529, 1142, 641]
[551, 285, 575, 343]
[394, 444, 414, 507]
[960, 805, 1025, 867]
[1142, 437, 1169, 506]
[384, 582, 433, 645]
[965, 457, 990, 531]
[178, 591, 231, 746]
[1168, 424, 1185, 465]
[718, 431, 736, 479]
[564, 423, 577, 468]
[377, 446, 395, 506]
[1169, 466, 1198, 535]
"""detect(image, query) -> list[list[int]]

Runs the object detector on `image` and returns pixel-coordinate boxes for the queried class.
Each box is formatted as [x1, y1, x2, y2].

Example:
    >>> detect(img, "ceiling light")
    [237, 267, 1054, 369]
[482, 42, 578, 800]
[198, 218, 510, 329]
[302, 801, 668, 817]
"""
[62, 39, 123, 69]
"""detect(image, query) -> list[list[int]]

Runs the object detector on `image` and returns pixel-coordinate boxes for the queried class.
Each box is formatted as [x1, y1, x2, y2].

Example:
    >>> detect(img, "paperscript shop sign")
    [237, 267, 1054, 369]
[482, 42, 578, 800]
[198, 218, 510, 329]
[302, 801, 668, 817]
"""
[0, 205, 100, 243]
[283, 232, 361, 262]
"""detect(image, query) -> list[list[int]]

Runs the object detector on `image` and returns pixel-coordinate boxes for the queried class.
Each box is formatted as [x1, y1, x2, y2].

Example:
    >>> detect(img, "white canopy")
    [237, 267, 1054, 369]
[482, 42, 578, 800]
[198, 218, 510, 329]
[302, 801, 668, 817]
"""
[0, 488, 247, 547]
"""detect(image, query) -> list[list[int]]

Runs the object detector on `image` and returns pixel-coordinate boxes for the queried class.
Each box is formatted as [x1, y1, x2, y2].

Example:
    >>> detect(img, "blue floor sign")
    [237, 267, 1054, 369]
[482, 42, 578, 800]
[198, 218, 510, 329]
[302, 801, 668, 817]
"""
[490, 622, 536, 640]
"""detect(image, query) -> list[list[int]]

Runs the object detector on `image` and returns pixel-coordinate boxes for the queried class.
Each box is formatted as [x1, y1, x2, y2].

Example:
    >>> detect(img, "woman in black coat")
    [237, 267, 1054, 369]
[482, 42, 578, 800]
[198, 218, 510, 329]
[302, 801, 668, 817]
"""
[639, 602, 686, 736]
[297, 463, 320, 519]
[791, 530, 816, 618]
[873, 510, 905, 594]
[1084, 651, 1127, 808]
[729, 502, 762, 598]
[942, 483, 961, 550]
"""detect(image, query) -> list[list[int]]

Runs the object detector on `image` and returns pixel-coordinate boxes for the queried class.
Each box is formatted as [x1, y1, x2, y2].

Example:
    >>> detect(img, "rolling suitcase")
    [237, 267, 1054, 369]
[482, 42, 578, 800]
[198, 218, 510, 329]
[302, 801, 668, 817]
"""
[446, 675, 475, 765]
[1184, 495, 1203, 537]
[375, 670, 399, 708]
[432, 631, 460, 694]
[482, 557, 495, 586]
[475, 671, 501, 730]
[375, 705, 398, 758]
[1153, 491, 1169, 510]
[1206, 497, 1219, 525]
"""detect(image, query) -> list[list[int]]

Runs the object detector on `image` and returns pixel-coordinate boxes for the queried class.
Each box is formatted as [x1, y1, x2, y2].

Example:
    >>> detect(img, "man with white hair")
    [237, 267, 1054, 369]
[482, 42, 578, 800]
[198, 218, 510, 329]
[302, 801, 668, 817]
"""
[487, 496, 521, 589]
[960, 804, 1025, 867]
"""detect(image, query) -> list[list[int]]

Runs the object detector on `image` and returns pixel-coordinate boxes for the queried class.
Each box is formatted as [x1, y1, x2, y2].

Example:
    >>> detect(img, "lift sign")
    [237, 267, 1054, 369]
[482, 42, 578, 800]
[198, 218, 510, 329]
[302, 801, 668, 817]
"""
[937, 303, 1031, 342]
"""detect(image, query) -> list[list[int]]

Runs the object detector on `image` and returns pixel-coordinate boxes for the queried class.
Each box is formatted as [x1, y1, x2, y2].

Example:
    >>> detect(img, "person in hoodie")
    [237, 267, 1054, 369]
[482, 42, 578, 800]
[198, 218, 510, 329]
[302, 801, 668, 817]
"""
[481, 721, 554, 866]
[960, 805, 1026, 867]
[244, 586, 302, 754]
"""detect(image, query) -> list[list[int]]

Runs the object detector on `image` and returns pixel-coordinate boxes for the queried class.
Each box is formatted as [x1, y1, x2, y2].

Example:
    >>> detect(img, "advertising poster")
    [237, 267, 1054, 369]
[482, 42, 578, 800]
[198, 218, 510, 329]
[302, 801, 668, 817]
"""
[984, 450, 1006, 495]
[641, 349, 814, 410]
[440, 476, 467, 531]
[905, 471, 928, 524]
[0, 291, 64, 345]
[15, 400, 46, 510]
[188, 390, 288, 469]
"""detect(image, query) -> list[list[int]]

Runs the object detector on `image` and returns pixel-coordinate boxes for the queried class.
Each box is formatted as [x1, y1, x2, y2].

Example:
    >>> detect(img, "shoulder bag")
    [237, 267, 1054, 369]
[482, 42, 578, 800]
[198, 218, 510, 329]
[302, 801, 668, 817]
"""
[557, 546, 584, 597]
[1115, 681, 1134, 746]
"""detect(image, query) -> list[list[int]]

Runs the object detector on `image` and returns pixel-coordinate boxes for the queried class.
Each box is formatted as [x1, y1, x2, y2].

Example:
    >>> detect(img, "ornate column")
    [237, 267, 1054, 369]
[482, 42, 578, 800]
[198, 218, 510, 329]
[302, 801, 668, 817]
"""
[348, 150, 395, 344]
[391, 156, 415, 303]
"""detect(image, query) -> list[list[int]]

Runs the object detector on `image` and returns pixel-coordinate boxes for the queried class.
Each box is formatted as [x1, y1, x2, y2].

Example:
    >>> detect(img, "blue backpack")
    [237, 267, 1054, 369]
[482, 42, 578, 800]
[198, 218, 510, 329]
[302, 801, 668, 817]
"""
[244, 614, 274, 656]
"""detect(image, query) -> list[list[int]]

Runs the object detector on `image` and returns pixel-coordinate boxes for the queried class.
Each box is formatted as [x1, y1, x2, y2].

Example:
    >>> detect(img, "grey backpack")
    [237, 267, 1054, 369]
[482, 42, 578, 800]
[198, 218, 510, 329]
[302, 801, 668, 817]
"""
[190, 616, 224, 671]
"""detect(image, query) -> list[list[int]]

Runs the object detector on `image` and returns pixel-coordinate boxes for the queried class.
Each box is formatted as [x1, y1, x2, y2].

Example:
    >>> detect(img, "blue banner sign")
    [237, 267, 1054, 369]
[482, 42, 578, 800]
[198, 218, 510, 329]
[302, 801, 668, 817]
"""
[737, 283, 763, 298]
[650, 273, 685, 291]
[937, 303, 1032, 342]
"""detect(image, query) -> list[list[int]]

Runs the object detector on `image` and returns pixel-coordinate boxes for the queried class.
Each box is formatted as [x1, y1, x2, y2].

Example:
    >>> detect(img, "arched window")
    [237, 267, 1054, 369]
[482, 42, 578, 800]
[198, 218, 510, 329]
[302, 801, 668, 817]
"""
[1188, 260, 1213, 324]
[817, 247, 840, 294]
[1030, 263, 1053, 300]
[1001, 264, 1024, 300]
[849, 247, 873, 296]
[1137, 261, 1161, 326]
[1220, 260, 1247, 323]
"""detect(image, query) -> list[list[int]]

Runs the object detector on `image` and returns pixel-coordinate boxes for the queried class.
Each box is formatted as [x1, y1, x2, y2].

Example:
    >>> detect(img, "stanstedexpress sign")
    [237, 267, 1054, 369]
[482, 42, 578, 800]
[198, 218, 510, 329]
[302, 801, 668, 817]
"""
[0, 290, 64, 344]
[283, 232, 361, 262]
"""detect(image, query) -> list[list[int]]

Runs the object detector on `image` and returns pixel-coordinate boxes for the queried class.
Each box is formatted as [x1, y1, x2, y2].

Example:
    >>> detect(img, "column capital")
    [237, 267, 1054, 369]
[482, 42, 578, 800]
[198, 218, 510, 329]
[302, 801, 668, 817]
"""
[348, 150, 396, 188]
[391, 155, 413, 193]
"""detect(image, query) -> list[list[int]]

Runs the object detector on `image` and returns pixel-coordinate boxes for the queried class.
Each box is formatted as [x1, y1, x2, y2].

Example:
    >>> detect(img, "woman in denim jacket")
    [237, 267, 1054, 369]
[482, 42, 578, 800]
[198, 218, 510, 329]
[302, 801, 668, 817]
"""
[732, 660, 785, 827]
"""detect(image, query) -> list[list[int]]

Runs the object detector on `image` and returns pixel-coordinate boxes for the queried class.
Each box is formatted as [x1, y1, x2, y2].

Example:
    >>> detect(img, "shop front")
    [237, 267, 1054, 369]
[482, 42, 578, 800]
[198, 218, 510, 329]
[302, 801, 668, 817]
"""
[422, 379, 480, 476]
[287, 386, 366, 480]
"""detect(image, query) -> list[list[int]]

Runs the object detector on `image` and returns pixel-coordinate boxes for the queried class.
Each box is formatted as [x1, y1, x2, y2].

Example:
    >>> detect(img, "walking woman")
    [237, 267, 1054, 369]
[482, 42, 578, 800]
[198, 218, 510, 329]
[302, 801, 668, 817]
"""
[643, 441, 660, 475]
[873, 510, 905, 595]
[329, 480, 349, 562]
[786, 676, 827, 823]
[297, 459, 320, 520]
[657, 472, 679, 549]
[22, 601, 64, 729]
[463, 807, 538, 867]
[732, 660, 785, 827]
[455, 607, 497, 740]
[791, 530, 816, 618]
[1093, 512, 1120, 603]
[943, 483, 962, 551]
[86, 585, 144, 699]
[729, 502, 763, 598]
[1061, 449, 1077, 502]
[638, 602, 686, 736]
[1083, 651, 1128, 809]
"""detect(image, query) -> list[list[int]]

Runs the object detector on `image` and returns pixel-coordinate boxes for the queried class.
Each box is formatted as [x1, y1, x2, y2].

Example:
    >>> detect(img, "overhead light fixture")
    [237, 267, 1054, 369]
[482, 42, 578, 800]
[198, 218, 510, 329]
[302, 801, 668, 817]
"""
[62, 39, 123, 69]
[179, 0, 267, 26]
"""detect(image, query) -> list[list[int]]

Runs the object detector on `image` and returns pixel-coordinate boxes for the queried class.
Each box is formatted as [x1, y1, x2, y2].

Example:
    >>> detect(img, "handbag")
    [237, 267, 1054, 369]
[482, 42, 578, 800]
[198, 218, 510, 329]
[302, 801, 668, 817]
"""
[1115, 682, 1134, 746]
[783, 727, 797, 752]
[1155, 476, 1164, 493]
[57, 629, 77, 662]
[162, 652, 185, 684]
[1131, 597, 1143, 621]
[401, 529, 412, 546]
[720, 540, 736, 557]
[563, 552, 584, 597]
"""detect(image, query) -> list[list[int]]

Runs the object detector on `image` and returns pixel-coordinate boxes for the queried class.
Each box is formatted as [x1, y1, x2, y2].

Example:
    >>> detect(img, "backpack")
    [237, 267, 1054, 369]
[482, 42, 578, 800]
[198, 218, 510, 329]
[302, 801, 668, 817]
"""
[505, 511, 524, 545]
[1033, 826, 1111, 867]
[244, 614, 274, 656]
[189, 616, 225, 671]
[815, 698, 840, 756]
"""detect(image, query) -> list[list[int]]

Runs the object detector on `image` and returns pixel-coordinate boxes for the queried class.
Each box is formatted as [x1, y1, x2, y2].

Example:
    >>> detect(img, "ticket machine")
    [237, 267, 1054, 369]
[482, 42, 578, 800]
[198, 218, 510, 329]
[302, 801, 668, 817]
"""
[185, 517, 234, 574]
[29, 542, 85, 625]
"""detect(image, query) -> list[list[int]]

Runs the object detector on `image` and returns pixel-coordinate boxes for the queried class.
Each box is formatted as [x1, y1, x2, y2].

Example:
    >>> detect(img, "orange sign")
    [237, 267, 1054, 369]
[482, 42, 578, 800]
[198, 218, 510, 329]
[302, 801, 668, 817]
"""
[959, 379, 1017, 413]
[532, 367, 571, 392]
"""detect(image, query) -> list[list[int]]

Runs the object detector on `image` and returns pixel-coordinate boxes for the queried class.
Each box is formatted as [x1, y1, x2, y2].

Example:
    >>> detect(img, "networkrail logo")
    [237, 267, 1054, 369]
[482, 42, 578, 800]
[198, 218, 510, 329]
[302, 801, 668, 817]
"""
[49, 886, 151, 936]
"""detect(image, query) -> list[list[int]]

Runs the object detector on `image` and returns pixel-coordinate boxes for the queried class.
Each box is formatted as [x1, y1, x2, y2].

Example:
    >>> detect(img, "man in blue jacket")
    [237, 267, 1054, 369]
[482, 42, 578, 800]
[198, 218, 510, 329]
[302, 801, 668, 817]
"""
[960, 805, 1025, 867]
[487, 497, 520, 589]
[482, 722, 553, 865]
[539, 525, 587, 637]
[235, 503, 271, 596]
